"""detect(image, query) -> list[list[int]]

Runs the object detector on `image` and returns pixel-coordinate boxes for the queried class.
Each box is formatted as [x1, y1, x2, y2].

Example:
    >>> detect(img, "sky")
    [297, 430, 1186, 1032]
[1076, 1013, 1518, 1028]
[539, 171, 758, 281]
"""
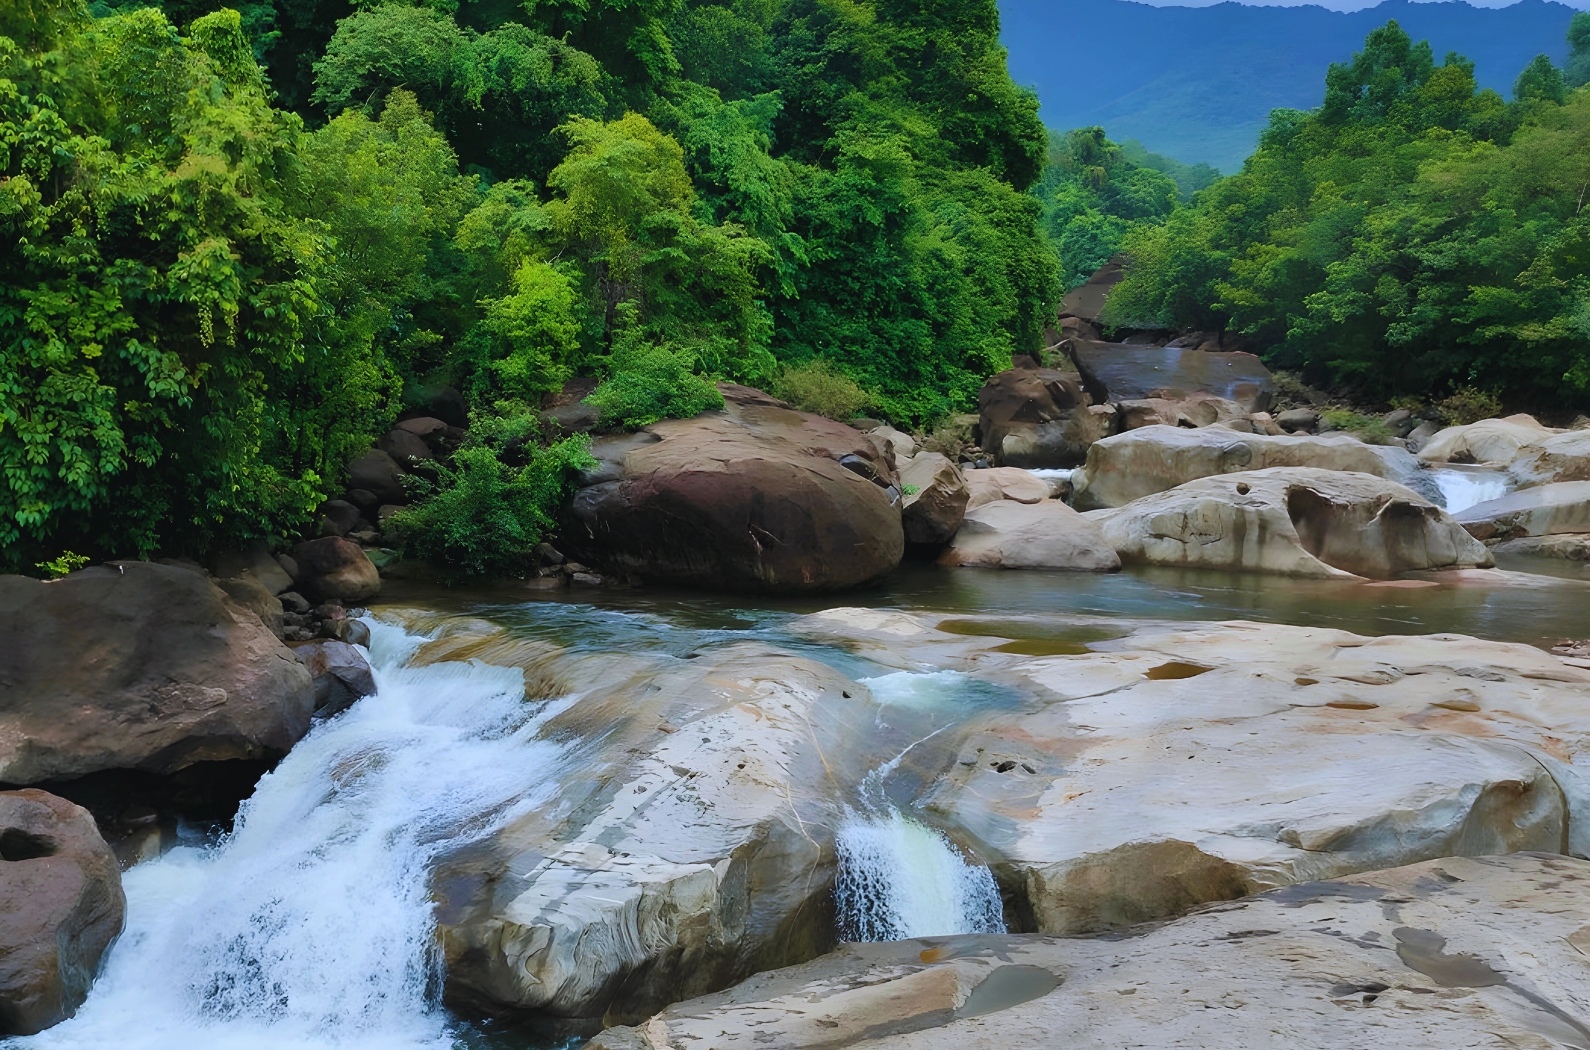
[1130, 0, 1589, 8]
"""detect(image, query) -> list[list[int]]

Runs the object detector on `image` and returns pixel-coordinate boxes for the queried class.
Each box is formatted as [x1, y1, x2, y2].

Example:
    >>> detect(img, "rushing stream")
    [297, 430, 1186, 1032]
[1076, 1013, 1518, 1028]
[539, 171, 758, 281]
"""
[8, 621, 567, 1050]
[8, 558, 1589, 1049]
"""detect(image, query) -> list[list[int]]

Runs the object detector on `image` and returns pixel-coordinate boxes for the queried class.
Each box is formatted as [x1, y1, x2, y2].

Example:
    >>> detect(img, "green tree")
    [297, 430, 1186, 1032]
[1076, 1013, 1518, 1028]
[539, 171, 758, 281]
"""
[1515, 54, 1567, 106]
[1567, 11, 1590, 89]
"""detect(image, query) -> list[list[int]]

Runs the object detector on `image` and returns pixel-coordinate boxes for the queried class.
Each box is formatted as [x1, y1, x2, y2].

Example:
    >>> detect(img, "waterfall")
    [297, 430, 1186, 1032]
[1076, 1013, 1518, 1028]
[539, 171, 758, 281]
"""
[1430, 468, 1509, 514]
[834, 811, 1006, 942]
[8, 619, 567, 1050]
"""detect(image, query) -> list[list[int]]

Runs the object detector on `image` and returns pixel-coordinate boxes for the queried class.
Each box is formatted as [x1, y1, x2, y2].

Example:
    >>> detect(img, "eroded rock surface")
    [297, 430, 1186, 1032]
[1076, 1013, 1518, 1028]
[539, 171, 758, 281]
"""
[1508, 429, 1590, 488]
[977, 367, 1109, 469]
[1093, 468, 1490, 578]
[791, 609, 1590, 935]
[964, 467, 1051, 510]
[938, 501, 1120, 572]
[1417, 414, 1560, 467]
[564, 385, 903, 593]
[1456, 480, 1590, 540]
[1072, 424, 1429, 510]
[382, 614, 906, 1023]
[587, 854, 1590, 1050]
[0, 790, 125, 1035]
[0, 563, 315, 783]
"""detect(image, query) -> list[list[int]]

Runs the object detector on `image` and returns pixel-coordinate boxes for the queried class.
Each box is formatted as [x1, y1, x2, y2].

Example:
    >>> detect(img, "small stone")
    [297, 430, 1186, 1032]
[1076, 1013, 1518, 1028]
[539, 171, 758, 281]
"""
[571, 572, 603, 586]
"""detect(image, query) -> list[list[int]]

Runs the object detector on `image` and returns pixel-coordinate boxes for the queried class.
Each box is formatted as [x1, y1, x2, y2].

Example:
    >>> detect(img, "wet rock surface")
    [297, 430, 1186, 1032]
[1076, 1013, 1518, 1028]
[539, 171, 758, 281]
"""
[1456, 480, 1590, 540]
[0, 562, 315, 784]
[1071, 342, 1275, 414]
[0, 789, 125, 1035]
[563, 385, 903, 593]
[1093, 467, 1492, 578]
[384, 613, 909, 1023]
[794, 608, 1590, 935]
[977, 367, 1104, 469]
[586, 853, 1590, 1050]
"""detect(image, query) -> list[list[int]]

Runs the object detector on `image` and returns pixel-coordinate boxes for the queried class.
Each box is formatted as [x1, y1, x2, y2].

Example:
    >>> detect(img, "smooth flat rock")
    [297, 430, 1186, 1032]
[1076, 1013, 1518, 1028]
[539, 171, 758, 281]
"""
[0, 790, 125, 1035]
[1417, 414, 1560, 467]
[1071, 342, 1274, 414]
[1072, 424, 1430, 510]
[1456, 480, 1590, 540]
[564, 385, 903, 593]
[963, 466, 1050, 509]
[1508, 428, 1590, 488]
[1093, 467, 1491, 578]
[586, 853, 1590, 1050]
[380, 614, 909, 1023]
[938, 500, 1121, 572]
[899, 453, 969, 546]
[787, 609, 1590, 935]
[0, 563, 315, 784]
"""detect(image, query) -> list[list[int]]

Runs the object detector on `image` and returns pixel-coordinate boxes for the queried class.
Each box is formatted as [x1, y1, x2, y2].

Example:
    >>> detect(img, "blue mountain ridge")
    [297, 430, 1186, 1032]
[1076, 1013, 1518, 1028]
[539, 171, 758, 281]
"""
[1000, 0, 1579, 171]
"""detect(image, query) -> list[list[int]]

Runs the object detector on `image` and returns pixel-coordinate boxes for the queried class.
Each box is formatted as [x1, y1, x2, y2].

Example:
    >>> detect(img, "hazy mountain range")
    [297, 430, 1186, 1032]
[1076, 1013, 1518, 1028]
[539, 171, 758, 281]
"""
[1000, 0, 1581, 171]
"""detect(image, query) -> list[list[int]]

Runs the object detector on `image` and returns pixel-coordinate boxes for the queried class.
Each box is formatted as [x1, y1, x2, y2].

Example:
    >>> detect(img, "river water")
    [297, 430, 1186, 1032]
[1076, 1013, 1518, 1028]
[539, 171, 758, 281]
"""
[6, 561, 1588, 1050]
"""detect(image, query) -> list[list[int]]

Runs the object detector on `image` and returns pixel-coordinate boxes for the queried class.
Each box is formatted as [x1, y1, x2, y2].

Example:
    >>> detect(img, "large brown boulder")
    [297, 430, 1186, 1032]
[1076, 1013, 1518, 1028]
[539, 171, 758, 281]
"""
[346, 448, 408, 504]
[1093, 468, 1492, 578]
[0, 563, 315, 784]
[977, 367, 1108, 469]
[899, 453, 968, 546]
[1071, 341, 1275, 413]
[290, 537, 381, 603]
[1072, 424, 1432, 510]
[0, 790, 125, 1035]
[564, 385, 903, 593]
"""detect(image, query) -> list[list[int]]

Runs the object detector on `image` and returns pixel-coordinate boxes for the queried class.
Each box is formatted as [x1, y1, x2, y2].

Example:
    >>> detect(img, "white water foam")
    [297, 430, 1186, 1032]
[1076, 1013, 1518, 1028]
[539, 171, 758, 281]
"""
[1430, 468, 1509, 514]
[6, 619, 567, 1050]
[834, 811, 1006, 942]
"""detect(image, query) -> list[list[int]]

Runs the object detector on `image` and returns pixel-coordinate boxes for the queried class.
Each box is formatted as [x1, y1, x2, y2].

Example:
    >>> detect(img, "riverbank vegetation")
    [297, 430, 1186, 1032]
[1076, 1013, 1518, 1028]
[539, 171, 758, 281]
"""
[1103, 16, 1590, 408]
[0, 0, 1055, 568]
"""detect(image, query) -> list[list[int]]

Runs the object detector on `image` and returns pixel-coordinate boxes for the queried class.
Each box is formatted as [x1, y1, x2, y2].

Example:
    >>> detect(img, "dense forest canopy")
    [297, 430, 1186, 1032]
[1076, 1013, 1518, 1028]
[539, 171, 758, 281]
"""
[0, 0, 1057, 569]
[1105, 15, 1590, 407]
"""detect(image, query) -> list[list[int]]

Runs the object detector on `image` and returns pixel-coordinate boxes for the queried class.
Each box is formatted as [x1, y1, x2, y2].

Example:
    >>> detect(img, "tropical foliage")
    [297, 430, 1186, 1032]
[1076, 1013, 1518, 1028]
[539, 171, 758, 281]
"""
[1104, 20, 1590, 404]
[1, 0, 1055, 568]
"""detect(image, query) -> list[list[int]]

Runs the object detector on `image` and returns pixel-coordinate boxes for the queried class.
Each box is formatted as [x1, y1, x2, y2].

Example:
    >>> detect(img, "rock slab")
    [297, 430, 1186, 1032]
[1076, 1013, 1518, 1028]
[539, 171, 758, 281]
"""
[587, 853, 1590, 1050]
[1095, 467, 1491, 578]
[0, 790, 125, 1035]
[1071, 342, 1275, 413]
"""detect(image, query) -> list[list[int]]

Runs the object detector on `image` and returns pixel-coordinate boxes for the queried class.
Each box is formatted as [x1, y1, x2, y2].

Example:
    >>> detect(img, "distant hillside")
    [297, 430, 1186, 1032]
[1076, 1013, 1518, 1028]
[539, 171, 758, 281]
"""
[999, 0, 1579, 172]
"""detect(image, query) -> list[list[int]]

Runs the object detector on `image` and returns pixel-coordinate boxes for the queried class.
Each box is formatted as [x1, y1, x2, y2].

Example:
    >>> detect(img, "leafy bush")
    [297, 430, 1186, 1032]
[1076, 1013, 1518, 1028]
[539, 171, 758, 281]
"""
[387, 410, 595, 577]
[771, 361, 872, 420]
[588, 316, 725, 429]
[34, 552, 90, 579]
[1321, 410, 1396, 445]
[1434, 388, 1504, 426]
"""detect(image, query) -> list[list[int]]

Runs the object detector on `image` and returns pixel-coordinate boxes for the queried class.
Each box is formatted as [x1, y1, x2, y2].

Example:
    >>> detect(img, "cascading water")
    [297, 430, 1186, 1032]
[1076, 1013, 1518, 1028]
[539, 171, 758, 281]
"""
[834, 811, 1006, 942]
[1430, 469, 1509, 514]
[6, 619, 568, 1050]
[833, 669, 1008, 943]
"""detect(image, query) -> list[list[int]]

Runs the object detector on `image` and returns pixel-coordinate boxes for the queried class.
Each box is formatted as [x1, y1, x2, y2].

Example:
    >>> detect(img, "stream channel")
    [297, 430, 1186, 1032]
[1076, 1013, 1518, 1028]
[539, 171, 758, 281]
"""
[5, 559, 1588, 1050]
